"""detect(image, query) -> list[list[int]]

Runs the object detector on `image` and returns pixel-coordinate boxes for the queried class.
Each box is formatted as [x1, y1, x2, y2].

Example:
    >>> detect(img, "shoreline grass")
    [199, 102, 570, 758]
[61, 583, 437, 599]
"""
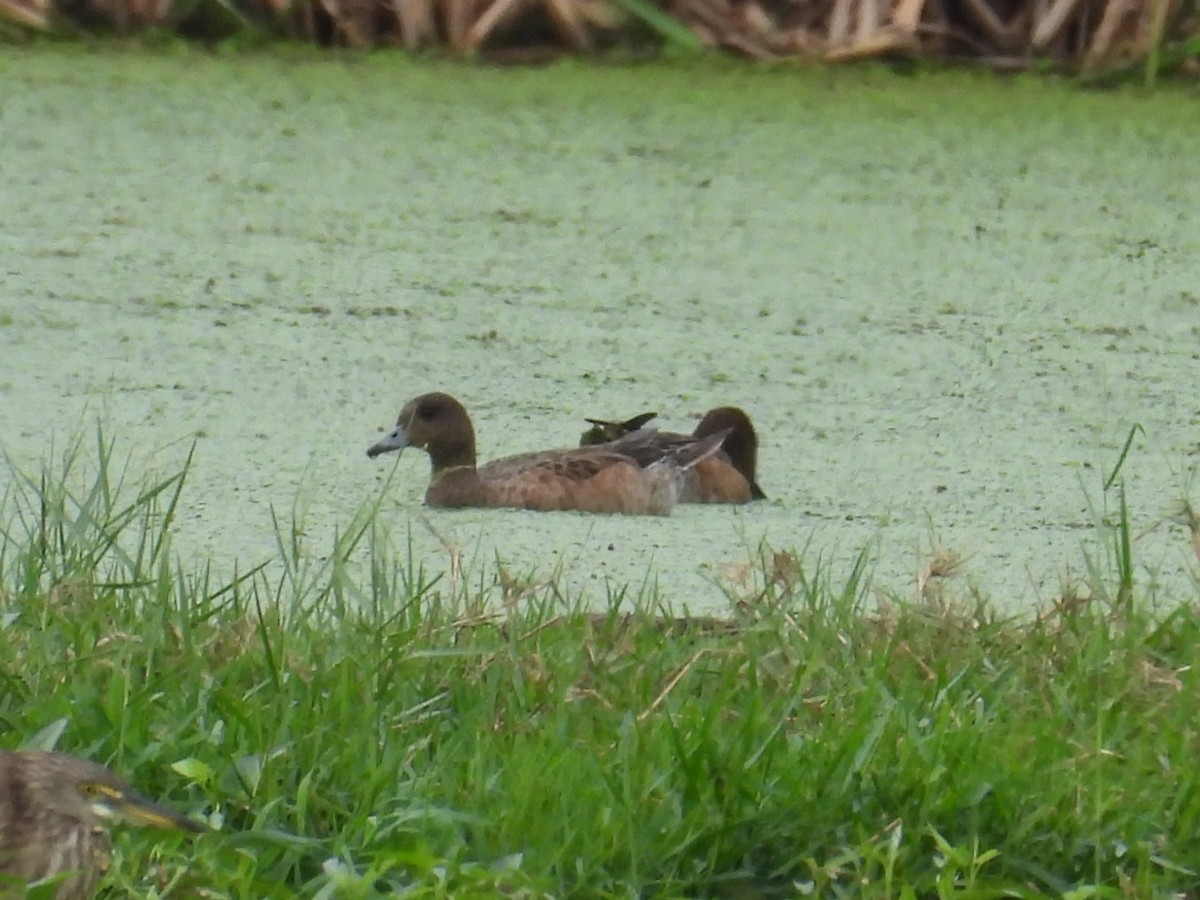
[1, 430, 1199, 897]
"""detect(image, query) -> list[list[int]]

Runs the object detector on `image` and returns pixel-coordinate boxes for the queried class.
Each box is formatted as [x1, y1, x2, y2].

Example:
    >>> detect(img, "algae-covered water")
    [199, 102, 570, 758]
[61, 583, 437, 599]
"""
[1, 49, 1196, 611]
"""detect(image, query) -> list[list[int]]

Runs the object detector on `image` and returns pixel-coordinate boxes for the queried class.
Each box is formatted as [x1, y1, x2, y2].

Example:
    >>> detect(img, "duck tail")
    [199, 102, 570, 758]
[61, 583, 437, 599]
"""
[673, 428, 731, 470]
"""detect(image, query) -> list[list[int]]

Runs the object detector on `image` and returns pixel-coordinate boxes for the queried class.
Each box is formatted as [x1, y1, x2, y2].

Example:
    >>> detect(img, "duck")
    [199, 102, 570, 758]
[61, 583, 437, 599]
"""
[367, 392, 729, 515]
[578, 406, 766, 504]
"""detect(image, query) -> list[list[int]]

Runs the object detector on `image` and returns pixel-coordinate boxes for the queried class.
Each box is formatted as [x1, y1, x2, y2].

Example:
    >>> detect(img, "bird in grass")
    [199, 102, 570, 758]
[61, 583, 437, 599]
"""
[0, 749, 204, 900]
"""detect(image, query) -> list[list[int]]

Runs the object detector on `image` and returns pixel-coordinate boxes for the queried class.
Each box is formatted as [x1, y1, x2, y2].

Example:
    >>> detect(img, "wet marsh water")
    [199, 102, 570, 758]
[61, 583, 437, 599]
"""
[1, 49, 1197, 610]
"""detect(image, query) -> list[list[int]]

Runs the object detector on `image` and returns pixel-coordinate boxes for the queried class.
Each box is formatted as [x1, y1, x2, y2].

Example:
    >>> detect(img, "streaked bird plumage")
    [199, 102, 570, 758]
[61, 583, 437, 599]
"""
[0, 750, 203, 900]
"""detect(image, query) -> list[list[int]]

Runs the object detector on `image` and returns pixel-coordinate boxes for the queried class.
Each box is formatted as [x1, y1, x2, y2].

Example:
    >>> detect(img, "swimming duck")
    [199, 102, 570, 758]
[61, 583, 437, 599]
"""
[578, 406, 766, 504]
[368, 392, 728, 515]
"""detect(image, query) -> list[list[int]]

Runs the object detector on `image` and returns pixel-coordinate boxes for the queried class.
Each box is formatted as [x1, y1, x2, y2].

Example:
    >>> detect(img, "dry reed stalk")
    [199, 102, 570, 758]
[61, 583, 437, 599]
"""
[637, 647, 723, 722]
[721, 27, 774, 54]
[920, 0, 951, 50]
[0, 0, 50, 26]
[463, 0, 530, 47]
[768, 26, 816, 53]
[896, 639, 938, 680]
[684, 0, 729, 34]
[828, 0, 853, 45]
[313, 0, 374, 44]
[464, 0, 524, 48]
[392, 0, 437, 46]
[1084, 0, 1137, 67]
[671, 0, 777, 54]
[127, 0, 172, 26]
[573, 0, 621, 28]
[854, 0, 879, 44]
[445, 0, 477, 50]
[914, 547, 965, 602]
[960, 0, 1018, 48]
[1179, 500, 1200, 565]
[825, 23, 918, 55]
[779, 0, 833, 33]
[724, 0, 774, 42]
[544, 0, 591, 46]
[418, 514, 464, 597]
[892, 0, 928, 34]
[1032, 0, 1086, 47]
[734, 0, 771, 31]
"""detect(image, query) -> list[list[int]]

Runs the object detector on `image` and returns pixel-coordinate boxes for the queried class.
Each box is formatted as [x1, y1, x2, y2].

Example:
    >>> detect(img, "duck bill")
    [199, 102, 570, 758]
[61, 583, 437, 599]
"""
[112, 794, 206, 833]
[367, 424, 409, 459]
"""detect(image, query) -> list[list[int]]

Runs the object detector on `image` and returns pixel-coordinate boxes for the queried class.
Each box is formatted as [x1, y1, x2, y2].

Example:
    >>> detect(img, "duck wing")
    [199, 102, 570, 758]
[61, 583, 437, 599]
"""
[579, 412, 659, 446]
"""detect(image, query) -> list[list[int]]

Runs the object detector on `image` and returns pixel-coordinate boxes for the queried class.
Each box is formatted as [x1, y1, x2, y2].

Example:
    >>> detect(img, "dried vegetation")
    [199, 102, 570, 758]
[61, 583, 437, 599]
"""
[2, 0, 1198, 77]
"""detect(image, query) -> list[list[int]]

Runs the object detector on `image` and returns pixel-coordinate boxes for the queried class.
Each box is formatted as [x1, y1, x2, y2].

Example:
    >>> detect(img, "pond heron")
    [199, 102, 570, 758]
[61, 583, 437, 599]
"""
[0, 749, 203, 899]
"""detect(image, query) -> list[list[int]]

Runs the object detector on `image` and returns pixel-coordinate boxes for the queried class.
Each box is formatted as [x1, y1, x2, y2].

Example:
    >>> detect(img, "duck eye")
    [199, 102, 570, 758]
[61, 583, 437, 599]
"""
[417, 404, 438, 422]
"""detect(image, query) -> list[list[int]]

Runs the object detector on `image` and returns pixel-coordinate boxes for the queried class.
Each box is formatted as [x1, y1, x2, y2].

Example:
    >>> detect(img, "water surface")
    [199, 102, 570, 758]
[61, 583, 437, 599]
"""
[1, 50, 1197, 611]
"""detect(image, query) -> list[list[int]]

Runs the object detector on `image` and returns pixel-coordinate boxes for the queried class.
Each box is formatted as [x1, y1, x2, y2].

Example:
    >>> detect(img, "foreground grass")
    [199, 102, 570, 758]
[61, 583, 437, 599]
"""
[1, 432, 1198, 897]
